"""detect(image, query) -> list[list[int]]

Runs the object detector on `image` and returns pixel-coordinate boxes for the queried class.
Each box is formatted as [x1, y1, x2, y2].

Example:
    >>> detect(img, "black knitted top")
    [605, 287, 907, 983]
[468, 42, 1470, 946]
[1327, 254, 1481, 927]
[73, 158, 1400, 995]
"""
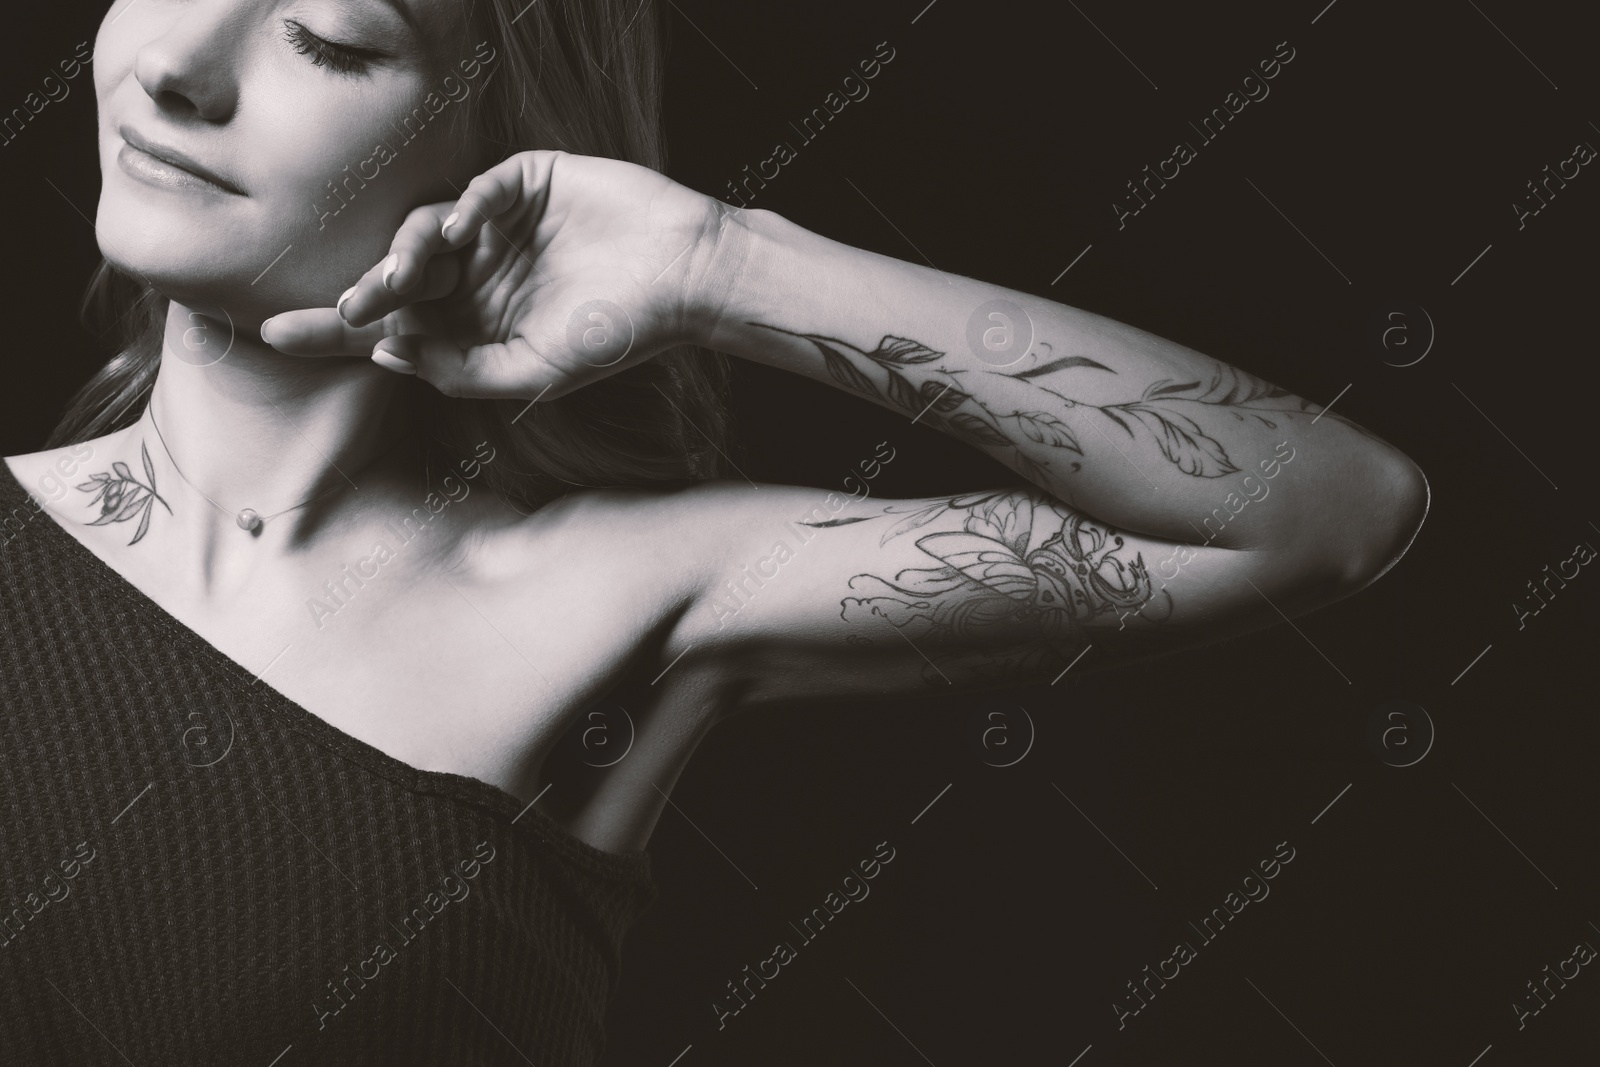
[0, 461, 657, 1066]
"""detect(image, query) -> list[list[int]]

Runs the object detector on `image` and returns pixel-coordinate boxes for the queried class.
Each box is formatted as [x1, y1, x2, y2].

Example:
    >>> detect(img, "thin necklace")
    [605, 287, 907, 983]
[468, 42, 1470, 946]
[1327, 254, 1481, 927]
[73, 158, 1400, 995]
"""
[145, 390, 416, 535]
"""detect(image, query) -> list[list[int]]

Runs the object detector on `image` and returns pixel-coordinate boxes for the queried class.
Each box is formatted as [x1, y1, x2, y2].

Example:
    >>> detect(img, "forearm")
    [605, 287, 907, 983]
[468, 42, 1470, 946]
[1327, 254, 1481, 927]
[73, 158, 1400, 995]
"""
[696, 207, 1425, 565]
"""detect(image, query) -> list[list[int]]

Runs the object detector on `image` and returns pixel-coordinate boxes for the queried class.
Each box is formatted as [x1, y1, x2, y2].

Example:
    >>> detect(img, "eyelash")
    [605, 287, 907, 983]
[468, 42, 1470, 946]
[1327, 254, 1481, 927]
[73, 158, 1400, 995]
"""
[283, 21, 377, 76]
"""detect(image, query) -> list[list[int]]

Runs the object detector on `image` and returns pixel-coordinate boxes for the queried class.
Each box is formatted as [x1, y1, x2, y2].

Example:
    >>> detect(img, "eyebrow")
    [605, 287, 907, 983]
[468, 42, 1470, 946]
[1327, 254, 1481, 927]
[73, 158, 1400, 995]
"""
[372, 0, 421, 32]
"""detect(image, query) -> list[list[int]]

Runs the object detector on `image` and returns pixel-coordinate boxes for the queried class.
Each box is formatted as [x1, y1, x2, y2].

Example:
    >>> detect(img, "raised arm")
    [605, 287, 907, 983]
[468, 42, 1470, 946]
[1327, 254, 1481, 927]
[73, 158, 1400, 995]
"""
[257, 150, 1427, 703]
[646, 207, 1428, 704]
[694, 207, 1425, 579]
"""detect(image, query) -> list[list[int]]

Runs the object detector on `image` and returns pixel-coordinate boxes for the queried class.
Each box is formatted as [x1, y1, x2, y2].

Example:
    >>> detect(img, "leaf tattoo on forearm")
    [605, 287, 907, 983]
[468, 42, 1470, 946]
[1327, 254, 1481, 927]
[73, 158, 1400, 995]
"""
[754, 322, 1065, 484]
[1005, 354, 1110, 381]
[76, 441, 172, 545]
[1097, 378, 1237, 477]
[1024, 359, 1386, 472]
[755, 320, 1357, 485]
[1084, 364, 1291, 477]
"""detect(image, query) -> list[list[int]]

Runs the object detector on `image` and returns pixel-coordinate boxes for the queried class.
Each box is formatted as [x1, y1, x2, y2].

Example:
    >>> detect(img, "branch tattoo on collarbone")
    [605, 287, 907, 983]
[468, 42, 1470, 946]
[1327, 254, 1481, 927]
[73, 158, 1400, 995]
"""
[754, 320, 1359, 685]
[75, 441, 172, 546]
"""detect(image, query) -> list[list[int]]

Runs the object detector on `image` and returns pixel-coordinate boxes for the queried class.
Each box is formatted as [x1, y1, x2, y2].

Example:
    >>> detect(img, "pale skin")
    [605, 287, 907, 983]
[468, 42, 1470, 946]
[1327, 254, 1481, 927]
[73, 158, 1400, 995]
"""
[8, 0, 1428, 855]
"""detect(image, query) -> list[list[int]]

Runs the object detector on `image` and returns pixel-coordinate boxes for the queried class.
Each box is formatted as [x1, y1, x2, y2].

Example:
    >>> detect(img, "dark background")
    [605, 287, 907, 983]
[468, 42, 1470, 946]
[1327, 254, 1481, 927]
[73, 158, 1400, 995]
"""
[4, 1, 1596, 1064]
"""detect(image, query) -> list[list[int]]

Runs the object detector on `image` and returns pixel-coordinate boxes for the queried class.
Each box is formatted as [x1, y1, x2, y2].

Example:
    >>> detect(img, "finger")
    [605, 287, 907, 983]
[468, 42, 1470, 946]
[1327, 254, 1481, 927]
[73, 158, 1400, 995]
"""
[341, 245, 464, 328]
[439, 151, 560, 249]
[261, 307, 388, 357]
[371, 333, 581, 401]
[341, 204, 459, 327]
[263, 254, 458, 355]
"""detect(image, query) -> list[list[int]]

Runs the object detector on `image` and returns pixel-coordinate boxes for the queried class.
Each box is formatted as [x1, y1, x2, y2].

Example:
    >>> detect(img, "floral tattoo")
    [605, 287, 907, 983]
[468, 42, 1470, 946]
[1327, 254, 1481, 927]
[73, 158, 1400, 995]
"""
[76, 442, 172, 545]
[753, 323, 1383, 489]
[817, 489, 1174, 685]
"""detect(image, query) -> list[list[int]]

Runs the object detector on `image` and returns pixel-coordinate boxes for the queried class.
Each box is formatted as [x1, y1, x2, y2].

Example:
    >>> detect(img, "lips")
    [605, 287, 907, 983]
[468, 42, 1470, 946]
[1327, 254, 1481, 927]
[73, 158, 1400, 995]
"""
[117, 124, 243, 194]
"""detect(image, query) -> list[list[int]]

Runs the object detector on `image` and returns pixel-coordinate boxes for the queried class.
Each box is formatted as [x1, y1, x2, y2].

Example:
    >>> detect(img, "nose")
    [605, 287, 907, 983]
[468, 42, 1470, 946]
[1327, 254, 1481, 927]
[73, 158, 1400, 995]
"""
[132, 3, 241, 122]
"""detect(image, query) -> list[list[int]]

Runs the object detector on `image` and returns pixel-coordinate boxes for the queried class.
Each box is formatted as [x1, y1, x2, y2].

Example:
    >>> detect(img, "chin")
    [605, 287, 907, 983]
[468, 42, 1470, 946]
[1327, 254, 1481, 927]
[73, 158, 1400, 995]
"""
[95, 190, 335, 321]
[95, 138, 409, 318]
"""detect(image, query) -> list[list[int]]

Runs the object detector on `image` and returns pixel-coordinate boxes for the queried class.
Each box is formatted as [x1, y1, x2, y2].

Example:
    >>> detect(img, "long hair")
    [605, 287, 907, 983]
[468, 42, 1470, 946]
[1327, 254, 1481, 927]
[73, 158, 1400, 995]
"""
[46, 0, 736, 514]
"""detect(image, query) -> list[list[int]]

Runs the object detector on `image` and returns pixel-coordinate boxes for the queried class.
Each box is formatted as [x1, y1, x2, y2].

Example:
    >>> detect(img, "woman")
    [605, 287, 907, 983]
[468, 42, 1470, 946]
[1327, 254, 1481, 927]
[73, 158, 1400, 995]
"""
[0, 0, 1428, 1063]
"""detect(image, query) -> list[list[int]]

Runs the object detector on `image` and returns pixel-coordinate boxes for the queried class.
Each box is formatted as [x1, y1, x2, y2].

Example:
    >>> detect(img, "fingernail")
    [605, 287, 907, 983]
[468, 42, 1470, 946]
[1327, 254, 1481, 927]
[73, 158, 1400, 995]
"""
[336, 285, 358, 318]
[442, 212, 460, 238]
[382, 254, 401, 291]
[371, 346, 417, 375]
[260, 316, 279, 344]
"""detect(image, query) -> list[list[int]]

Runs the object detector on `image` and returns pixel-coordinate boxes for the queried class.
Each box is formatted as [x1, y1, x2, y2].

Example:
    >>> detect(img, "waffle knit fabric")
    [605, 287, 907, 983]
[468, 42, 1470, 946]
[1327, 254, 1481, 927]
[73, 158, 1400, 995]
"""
[0, 461, 656, 1066]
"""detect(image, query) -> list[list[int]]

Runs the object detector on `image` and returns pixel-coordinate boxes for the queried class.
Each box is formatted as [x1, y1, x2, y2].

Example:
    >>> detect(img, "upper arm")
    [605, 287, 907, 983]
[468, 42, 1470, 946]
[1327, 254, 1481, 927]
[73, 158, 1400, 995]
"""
[661, 475, 1411, 710]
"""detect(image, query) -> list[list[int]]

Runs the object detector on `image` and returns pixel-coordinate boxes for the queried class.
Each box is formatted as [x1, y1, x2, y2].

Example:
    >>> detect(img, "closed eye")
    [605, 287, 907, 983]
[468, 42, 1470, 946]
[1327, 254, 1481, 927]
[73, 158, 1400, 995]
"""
[283, 20, 384, 77]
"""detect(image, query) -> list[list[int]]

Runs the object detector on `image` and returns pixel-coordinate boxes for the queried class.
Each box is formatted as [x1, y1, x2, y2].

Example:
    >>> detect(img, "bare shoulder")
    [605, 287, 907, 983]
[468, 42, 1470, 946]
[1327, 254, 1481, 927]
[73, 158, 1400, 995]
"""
[2, 443, 112, 534]
[460, 479, 728, 597]
[4, 443, 101, 494]
[450, 479, 745, 697]
[472, 475, 863, 626]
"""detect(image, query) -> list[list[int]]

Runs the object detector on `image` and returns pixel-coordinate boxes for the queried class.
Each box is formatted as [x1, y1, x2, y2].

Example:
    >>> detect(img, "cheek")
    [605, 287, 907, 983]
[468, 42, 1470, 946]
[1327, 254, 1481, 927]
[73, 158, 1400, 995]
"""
[89, 8, 474, 317]
[91, 16, 139, 128]
[270, 98, 470, 281]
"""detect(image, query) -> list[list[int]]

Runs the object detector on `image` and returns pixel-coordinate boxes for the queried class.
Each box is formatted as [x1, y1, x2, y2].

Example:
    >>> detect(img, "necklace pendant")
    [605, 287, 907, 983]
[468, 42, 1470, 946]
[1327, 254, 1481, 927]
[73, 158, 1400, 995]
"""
[237, 508, 263, 533]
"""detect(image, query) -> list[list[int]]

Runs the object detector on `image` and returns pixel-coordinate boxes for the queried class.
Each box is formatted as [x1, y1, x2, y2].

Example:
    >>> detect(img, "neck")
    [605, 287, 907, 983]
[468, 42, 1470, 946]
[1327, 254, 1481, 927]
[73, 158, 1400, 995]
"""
[125, 301, 422, 553]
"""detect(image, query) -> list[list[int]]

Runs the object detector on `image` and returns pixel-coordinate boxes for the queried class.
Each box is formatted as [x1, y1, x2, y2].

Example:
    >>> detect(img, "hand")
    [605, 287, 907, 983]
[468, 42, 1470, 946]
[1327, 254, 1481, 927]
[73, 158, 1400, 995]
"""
[260, 150, 735, 400]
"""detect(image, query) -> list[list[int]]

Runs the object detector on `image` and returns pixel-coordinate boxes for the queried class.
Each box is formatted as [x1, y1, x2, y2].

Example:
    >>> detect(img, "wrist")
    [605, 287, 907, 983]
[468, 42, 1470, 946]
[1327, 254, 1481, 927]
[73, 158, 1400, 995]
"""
[683, 203, 793, 354]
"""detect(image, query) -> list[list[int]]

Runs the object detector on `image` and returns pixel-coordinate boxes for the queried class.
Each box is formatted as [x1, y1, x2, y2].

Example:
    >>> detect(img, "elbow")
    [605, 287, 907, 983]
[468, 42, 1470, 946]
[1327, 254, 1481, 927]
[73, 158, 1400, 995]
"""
[1340, 457, 1430, 590]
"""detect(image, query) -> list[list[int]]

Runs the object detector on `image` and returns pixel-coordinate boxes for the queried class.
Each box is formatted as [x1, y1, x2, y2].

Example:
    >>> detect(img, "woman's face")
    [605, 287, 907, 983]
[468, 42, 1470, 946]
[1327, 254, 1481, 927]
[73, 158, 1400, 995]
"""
[93, 0, 490, 324]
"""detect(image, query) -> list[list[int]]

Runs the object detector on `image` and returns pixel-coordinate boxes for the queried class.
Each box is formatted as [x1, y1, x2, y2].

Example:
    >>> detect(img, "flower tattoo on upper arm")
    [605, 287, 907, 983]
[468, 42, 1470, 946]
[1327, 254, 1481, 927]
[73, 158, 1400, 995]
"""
[821, 489, 1175, 685]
